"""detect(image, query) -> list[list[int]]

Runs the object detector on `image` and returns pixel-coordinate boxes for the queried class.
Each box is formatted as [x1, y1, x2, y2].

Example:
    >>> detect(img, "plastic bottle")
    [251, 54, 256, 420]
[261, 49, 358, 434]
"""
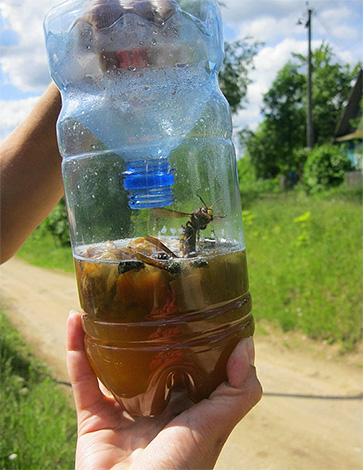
[44, 0, 254, 417]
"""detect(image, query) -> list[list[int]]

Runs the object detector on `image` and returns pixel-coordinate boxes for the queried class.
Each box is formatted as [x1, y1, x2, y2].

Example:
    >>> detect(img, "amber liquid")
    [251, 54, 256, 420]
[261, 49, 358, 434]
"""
[75, 240, 253, 416]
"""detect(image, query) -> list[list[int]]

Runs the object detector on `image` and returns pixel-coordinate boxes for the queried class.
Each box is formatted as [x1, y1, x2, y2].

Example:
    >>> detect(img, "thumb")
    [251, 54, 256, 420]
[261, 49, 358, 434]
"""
[142, 337, 262, 470]
[179, 337, 262, 467]
[184, 336, 262, 433]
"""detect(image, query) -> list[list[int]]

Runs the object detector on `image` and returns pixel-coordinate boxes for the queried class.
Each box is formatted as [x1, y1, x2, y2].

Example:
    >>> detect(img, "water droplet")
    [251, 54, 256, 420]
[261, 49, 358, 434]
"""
[176, 63, 188, 69]
[86, 45, 91, 50]
[128, 66, 136, 72]
[139, 40, 144, 45]
[173, 29, 178, 34]
[91, 144, 96, 150]
[151, 39, 157, 45]
[153, 30, 158, 35]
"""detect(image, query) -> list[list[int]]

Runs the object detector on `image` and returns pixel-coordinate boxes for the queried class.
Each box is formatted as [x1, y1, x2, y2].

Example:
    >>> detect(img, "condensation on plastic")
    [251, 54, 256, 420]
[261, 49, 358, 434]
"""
[44, 0, 252, 417]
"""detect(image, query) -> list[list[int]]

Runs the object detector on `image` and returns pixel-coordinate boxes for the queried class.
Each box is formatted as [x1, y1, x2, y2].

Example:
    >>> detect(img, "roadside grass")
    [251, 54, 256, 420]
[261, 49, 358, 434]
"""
[0, 309, 77, 469]
[244, 186, 362, 351]
[16, 229, 74, 273]
[15, 185, 362, 351]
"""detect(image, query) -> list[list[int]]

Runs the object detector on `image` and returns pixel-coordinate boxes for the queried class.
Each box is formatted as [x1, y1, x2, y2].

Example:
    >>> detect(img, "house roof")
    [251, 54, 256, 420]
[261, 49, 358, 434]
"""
[334, 68, 362, 141]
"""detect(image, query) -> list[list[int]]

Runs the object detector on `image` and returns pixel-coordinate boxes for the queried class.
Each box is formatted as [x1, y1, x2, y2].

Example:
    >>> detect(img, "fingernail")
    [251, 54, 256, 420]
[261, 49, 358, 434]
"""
[246, 337, 255, 366]
[68, 309, 78, 316]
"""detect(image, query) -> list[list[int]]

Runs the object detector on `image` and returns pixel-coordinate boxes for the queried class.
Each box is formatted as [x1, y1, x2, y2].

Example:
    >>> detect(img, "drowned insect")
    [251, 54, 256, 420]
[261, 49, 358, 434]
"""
[118, 196, 223, 275]
[154, 195, 225, 256]
[118, 235, 183, 276]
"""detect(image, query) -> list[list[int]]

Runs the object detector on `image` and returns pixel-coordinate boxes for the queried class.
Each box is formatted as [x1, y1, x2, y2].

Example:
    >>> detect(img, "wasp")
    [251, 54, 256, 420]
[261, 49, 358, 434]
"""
[118, 196, 223, 275]
[154, 195, 224, 256]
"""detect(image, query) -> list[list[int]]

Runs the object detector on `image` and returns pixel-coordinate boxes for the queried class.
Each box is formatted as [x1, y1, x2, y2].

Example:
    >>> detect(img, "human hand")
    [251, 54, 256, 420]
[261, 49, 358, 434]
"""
[67, 311, 262, 470]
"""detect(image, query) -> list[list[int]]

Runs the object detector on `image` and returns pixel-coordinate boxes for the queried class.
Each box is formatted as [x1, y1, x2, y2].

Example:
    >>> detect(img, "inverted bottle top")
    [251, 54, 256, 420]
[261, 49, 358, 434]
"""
[44, 0, 223, 76]
[44, 0, 225, 210]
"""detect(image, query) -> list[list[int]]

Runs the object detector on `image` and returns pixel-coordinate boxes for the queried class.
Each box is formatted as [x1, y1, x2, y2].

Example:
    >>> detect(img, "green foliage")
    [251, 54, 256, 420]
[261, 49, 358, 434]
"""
[244, 43, 359, 178]
[291, 147, 311, 177]
[219, 38, 262, 113]
[243, 121, 281, 179]
[294, 44, 358, 145]
[0, 310, 77, 469]
[293, 210, 311, 246]
[42, 197, 71, 247]
[261, 61, 306, 174]
[237, 156, 281, 207]
[303, 144, 353, 192]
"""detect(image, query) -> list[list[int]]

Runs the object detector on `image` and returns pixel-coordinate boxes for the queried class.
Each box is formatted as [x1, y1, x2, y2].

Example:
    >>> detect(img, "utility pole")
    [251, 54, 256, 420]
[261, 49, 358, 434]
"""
[306, 8, 314, 149]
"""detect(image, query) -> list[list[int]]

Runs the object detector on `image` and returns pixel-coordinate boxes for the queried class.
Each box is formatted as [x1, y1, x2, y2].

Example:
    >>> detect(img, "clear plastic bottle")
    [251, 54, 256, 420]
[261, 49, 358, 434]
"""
[44, 0, 254, 416]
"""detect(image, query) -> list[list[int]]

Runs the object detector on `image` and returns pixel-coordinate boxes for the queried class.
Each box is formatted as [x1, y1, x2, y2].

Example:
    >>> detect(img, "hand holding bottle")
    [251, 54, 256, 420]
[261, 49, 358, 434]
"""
[67, 310, 262, 470]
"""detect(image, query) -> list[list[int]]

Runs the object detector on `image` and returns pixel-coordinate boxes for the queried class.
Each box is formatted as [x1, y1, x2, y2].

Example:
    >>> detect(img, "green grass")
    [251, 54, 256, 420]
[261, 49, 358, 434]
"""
[15, 185, 362, 351]
[0, 310, 77, 469]
[243, 186, 362, 351]
[16, 229, 74, 273]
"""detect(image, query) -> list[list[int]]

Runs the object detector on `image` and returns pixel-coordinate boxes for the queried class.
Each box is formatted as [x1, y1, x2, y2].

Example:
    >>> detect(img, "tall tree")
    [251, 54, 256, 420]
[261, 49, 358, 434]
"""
[219, 39, 262, 114]
[244, 43, 359, 178]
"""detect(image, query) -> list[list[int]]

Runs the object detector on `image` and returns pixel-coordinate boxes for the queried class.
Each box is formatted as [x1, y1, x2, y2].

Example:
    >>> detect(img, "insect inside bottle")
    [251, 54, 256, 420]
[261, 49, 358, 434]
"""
[118, 195, 224, 275]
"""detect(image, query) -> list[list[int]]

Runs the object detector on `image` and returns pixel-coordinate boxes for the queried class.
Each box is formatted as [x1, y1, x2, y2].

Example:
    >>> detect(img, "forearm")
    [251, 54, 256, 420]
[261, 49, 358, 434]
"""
[0, 82, 63, 263]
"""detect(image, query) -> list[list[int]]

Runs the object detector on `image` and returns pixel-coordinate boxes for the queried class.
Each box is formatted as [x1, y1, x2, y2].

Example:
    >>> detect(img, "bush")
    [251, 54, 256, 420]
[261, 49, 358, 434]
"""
[43, 198, 71, 247]
[237, 157, 281, 207]
[303, 144, 352, 193]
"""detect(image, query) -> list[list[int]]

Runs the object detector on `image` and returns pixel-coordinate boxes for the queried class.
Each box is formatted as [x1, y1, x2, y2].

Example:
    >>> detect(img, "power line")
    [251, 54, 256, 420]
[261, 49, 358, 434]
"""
[314, 13, 355, 59]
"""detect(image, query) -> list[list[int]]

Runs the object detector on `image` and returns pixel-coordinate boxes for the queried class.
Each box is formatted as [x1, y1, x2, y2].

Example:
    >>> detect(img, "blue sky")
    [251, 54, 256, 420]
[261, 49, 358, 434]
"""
[0, 0, 362, 143]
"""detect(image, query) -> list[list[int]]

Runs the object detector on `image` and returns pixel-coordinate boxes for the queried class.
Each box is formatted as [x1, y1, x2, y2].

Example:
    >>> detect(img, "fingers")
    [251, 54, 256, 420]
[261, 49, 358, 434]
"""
[206, 336, 262, 427]
[166, 337, 262, 468]
[66, 310, 106, 414]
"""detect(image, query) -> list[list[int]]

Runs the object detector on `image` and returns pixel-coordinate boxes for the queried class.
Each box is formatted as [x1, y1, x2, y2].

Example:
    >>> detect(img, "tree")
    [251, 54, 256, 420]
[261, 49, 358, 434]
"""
[303, 144, 353, 192]
[219, 39, 262, 114]
[244, 43, 359, 179]
[244, 121, 281, 179]
[294, 43, 357, 145]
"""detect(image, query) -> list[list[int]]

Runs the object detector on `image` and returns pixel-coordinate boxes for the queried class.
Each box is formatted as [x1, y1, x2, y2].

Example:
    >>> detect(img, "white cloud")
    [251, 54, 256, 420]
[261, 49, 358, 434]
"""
[0, 0, 59, 92]
[315, 6, 359, 40]
[232, 37, 322, 131]
[221, 0, 299, 27]
[221, 0, 362, 49]
[0, 0, 361, 145]
[0, 97, 39, 142]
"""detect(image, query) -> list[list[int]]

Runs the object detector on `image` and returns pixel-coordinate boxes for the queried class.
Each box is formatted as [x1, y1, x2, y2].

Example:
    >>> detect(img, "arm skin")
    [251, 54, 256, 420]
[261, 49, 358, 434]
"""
[0, 83, 63, 263]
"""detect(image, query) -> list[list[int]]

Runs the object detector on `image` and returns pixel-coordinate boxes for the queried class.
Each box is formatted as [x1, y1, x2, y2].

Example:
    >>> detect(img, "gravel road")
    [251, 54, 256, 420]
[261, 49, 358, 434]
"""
[1, 257, 362, 470]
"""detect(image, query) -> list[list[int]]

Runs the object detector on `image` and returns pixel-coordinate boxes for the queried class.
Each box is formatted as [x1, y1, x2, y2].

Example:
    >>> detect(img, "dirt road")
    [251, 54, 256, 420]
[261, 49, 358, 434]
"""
[1, 258, 362, 470]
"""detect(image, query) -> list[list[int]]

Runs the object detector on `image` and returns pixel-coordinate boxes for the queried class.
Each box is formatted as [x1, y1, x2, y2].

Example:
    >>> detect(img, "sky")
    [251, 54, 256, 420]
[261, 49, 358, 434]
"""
[0, 0, 362, 144]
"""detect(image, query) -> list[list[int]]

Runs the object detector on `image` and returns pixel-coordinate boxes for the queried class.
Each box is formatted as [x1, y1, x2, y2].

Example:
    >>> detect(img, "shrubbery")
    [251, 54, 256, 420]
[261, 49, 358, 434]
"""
[42, 197, 71, 247]
[303, 144, 352, 193]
